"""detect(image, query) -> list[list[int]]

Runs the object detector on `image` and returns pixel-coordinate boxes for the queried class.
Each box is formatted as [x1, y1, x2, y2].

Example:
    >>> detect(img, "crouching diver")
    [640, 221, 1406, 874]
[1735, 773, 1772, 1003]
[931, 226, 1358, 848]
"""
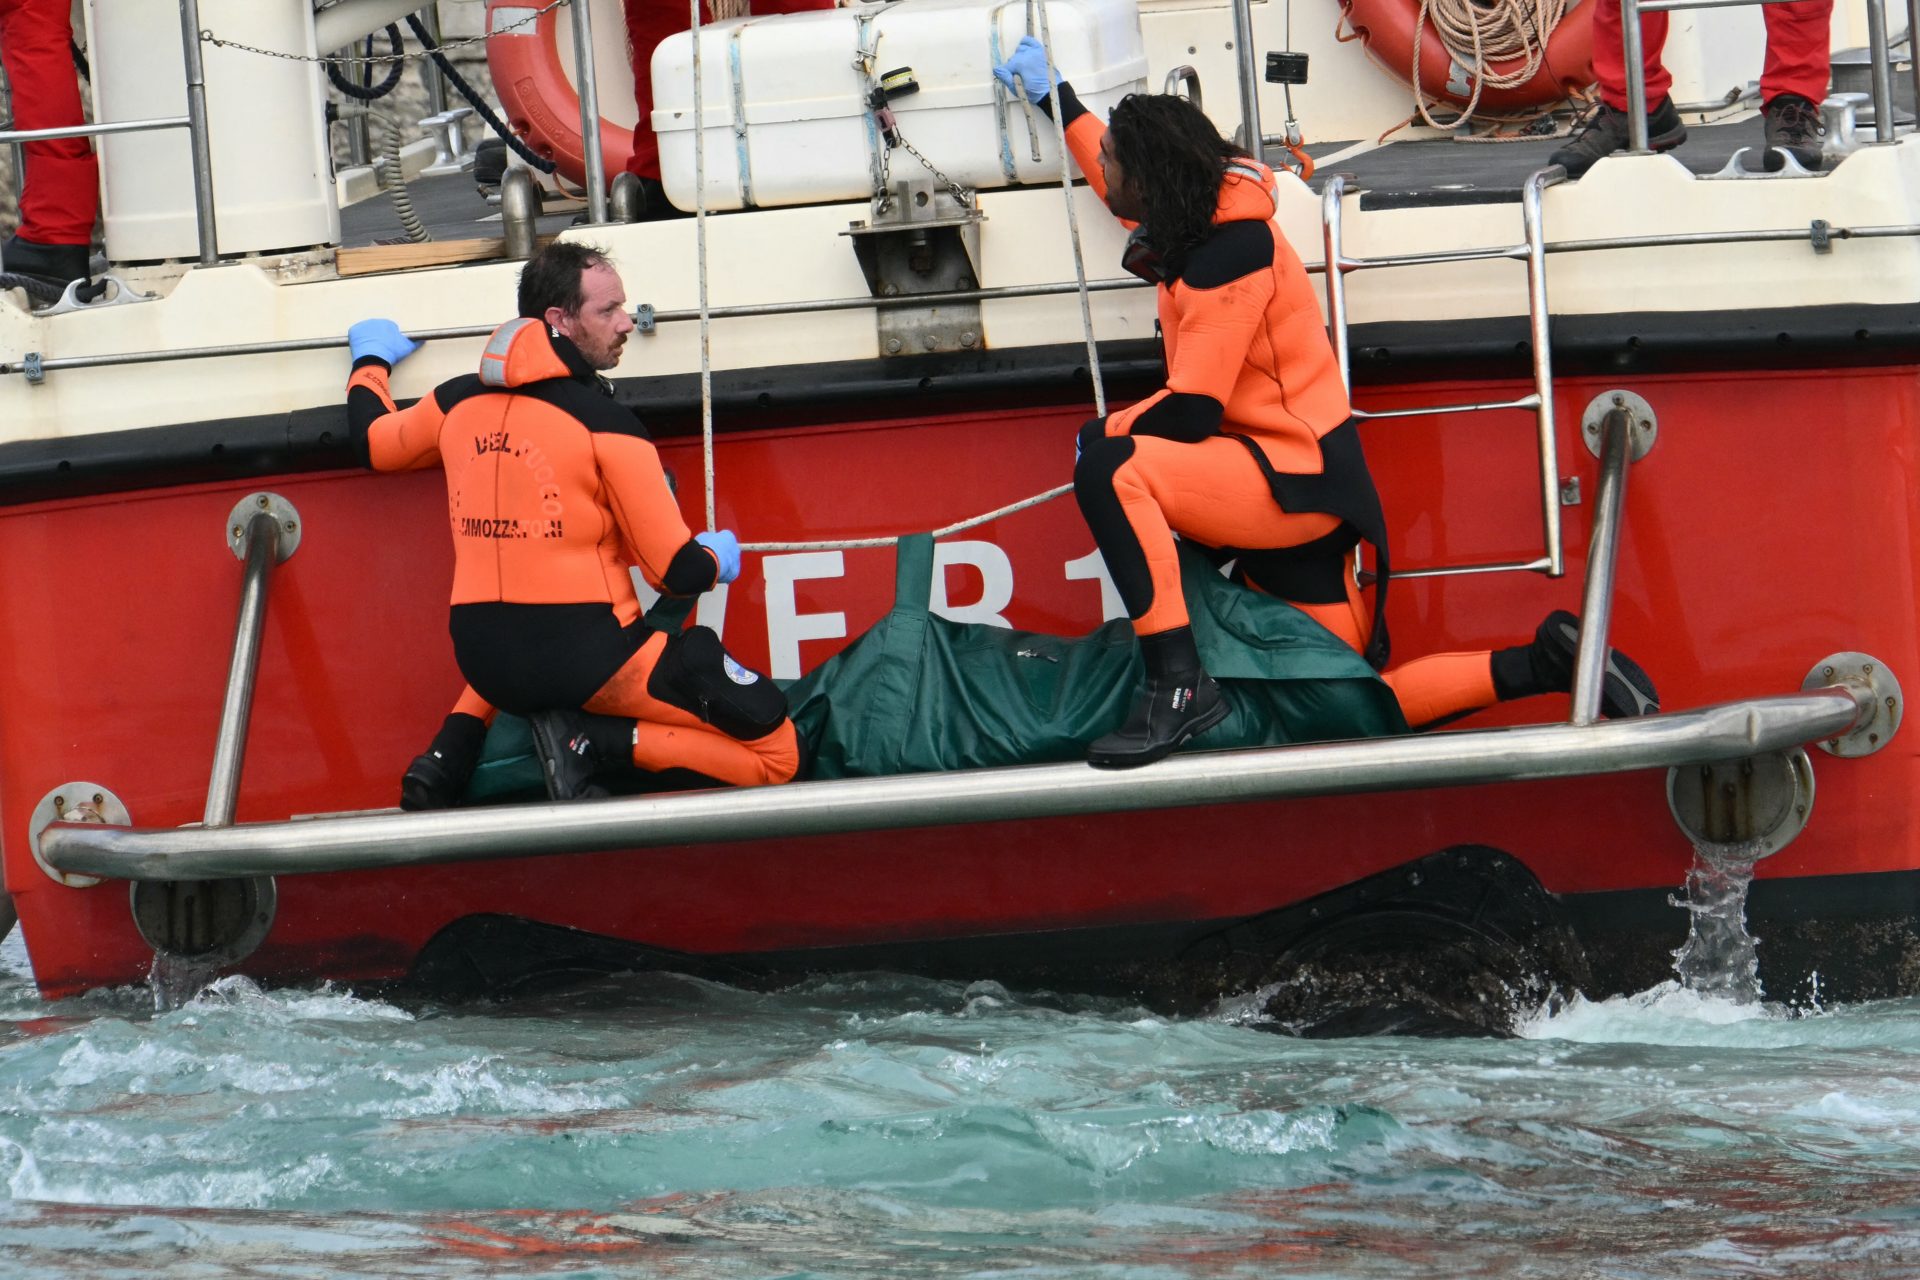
[344, 241, 802, 803]
[993, 40, 1658, 767]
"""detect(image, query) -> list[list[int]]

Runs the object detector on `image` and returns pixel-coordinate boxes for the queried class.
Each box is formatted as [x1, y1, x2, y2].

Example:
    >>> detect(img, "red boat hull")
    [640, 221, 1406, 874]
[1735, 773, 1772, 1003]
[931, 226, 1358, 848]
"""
[4, 364, 1917, 999]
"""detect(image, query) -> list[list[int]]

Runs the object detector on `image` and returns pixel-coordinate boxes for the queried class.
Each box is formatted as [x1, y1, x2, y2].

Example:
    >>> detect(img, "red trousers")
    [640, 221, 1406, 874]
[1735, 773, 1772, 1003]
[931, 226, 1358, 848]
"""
[620, 0, 834, 180]
[1591, 0, 1833, 112]
[0, 0, 98, 244]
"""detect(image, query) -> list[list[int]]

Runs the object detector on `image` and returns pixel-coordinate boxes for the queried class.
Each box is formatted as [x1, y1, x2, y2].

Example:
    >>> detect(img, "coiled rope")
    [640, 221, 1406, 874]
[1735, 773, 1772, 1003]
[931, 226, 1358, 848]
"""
[1409, 0, 1566, 128]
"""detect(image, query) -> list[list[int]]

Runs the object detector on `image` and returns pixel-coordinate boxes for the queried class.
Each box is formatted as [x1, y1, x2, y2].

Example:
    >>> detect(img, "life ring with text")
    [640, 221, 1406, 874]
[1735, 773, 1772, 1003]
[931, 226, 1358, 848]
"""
[485, 0, 636, 187]
[1340, 0, 1595, 114]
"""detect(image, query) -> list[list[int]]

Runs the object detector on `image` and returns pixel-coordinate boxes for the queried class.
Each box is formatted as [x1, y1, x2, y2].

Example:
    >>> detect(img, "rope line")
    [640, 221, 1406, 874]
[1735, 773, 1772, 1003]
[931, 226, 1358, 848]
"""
[1034, 3, 1106, 416]
[1408, 0, 1565, 128]
[691, 0, 717, 533]
[742, 483, 1072, 553]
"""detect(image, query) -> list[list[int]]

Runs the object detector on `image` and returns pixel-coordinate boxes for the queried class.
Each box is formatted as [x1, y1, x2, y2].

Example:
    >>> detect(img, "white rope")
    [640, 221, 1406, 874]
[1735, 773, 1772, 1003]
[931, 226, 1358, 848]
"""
[1410, 0, 1565, 128]
[692, 0, 717, 532]
[742, 483, 1072, 552]
[1034, 3, 1105, 416]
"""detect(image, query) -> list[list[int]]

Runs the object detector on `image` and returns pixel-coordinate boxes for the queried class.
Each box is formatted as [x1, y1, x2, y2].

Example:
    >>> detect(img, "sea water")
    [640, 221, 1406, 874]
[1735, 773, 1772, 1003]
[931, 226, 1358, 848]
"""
[3, 926, 1919, 1279]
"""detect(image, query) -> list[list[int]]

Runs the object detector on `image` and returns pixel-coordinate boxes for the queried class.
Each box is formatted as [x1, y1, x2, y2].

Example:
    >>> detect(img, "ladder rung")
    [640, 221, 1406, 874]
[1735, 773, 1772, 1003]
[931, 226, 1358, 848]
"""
[1390, 557, 1555, 581]
[1336, 244, 1528, 271]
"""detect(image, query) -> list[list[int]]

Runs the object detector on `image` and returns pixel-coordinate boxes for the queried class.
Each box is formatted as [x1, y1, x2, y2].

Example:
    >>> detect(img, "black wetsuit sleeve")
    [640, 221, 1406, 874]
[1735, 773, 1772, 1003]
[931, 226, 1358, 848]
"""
[1031, 81, 1089, 127]
[1125, 391, 1225, 443]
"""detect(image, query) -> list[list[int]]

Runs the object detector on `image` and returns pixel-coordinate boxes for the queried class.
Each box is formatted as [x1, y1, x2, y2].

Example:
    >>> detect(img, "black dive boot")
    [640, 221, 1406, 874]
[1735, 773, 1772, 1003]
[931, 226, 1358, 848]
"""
[1490, 609, 1660, 718]
[1087, 627, 1230, 769]
[1, 235, 90, 292]
[526, 709, 636, 801]
[400, 712, 489, 811]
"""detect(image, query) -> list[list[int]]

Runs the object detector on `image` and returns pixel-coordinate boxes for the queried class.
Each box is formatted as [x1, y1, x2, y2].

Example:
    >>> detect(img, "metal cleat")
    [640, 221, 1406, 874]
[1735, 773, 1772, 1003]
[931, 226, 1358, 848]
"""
[1707, 146, 1821, 179]
[1822, 92, 1869, 161]
[419, 107, 476, 177]
[35, 273, 157, 318]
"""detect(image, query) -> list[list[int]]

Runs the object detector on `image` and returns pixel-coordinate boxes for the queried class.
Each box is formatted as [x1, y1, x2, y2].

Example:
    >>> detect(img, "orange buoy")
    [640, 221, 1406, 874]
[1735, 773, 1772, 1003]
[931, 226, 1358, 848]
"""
[484, 0, 635, 186]
[1340, 0, 1595, 115]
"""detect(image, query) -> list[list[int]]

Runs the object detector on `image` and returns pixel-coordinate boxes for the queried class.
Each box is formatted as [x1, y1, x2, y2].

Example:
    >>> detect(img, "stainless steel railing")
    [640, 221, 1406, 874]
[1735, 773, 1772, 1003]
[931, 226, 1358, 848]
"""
[1321, 168, 1566, 582]
[1621, 0, 1914, 152]
[37, 685, 1877, 883]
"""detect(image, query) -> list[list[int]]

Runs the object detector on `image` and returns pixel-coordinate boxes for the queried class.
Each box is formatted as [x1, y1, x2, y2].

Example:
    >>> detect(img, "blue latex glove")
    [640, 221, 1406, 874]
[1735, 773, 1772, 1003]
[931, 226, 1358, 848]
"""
[991, 35, 1053, 104]
[695, 529, 741, 585]
[348, 318, 421, 366]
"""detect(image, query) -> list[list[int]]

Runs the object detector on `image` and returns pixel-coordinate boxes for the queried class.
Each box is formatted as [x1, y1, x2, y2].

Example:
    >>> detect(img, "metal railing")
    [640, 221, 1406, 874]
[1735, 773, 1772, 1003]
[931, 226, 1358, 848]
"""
[37, 684, 1876, 883]
[1621, 0, 1917, 151]
[0, 0, 220, 266]
[1321, 168, 1566, 581]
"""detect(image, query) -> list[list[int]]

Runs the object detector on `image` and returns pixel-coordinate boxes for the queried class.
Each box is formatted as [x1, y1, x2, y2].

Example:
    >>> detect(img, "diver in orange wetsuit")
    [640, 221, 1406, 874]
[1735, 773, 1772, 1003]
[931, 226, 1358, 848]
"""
[993, 39, 1659, 765]
[345, 241, 801, 803]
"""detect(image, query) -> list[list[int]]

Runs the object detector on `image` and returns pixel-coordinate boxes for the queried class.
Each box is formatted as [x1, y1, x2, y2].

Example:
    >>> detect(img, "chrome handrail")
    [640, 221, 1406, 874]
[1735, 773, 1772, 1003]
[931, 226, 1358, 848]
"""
[8, 218, 1920, 378]
[38, 684, 1875, 883]
[1321, 168, 1566, 581]
[1623, 0, 1903, 152]
[1570, 406, 1634, 723]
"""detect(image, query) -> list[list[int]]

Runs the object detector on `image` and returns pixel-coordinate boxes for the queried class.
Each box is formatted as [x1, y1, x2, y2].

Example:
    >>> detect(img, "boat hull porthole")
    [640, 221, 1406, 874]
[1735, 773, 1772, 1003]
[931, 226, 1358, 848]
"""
[129, 876, 277, 967]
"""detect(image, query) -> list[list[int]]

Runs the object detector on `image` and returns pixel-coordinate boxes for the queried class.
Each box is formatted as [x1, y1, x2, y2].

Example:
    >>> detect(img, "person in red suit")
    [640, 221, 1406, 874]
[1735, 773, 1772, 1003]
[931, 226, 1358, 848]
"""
[0, 0, 98, 288]
[619, 0, 835, 217]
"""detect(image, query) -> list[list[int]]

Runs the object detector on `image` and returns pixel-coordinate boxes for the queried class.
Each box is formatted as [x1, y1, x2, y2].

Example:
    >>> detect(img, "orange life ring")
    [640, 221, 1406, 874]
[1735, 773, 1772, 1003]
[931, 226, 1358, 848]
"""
[1340, 0, 1595, 114]
[485, 0, 635, 186]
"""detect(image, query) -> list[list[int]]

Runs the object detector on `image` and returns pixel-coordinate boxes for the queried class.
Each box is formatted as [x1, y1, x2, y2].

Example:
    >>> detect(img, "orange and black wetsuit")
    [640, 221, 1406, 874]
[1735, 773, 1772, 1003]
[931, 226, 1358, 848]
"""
[348, 318, 800, 786]
[1052, 84, 1502, 727]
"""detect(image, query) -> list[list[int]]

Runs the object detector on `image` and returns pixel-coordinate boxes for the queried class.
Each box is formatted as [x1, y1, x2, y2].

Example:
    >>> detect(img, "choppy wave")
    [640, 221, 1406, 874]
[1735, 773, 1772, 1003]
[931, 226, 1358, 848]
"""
[3, 940, 1919, 1277]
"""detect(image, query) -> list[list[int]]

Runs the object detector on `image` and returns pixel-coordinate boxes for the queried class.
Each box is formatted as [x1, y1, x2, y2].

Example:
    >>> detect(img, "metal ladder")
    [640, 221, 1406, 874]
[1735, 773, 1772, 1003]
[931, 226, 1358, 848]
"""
[1320, 168, 1567, 581]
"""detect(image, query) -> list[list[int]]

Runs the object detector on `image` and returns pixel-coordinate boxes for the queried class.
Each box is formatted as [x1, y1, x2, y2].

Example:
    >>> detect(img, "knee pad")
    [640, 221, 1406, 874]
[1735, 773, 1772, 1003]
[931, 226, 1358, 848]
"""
[647, 625, 788, 740]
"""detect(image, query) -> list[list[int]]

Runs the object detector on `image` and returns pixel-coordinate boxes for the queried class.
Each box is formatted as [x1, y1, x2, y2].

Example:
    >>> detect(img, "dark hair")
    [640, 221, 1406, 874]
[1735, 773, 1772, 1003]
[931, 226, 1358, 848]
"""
[517, 241, 612, 319]
[1106, 94, 1249, 275]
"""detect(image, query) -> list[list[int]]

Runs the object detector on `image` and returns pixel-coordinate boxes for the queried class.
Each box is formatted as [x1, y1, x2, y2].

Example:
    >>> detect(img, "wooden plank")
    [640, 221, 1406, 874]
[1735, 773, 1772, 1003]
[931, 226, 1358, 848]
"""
[336, 236, 506, 277]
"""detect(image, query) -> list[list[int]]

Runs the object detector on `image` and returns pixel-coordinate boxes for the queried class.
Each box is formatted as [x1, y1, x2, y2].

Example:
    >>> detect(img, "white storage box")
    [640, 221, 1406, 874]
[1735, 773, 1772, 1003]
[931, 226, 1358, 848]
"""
[651, 0, 1147, 211]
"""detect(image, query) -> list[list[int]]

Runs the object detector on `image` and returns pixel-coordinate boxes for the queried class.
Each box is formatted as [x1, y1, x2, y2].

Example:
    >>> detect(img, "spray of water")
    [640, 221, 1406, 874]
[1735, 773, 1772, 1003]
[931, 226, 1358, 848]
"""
[1668, 838, 1766, 1004]
[147, 951, 221, 1013]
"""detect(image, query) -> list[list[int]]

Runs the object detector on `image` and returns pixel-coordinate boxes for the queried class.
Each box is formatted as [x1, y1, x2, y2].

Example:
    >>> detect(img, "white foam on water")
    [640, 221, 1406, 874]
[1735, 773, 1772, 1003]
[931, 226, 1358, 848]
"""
[1519, 983, 1920, 1050]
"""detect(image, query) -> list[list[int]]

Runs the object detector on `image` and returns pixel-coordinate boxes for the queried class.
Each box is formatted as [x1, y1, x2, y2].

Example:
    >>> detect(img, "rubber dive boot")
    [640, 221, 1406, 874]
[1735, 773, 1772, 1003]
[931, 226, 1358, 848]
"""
[400, 712, 488, 811]
[527, 709, 635, 801]
[1088, 627, 1230, 769]
[1492, 609, 1660, 718]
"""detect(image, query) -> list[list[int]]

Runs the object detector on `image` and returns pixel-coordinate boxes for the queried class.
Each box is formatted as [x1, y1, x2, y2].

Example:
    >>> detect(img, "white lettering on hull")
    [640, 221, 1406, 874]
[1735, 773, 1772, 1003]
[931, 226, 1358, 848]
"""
[763, 550, 848, 680]
[930, 540, 1014, 629]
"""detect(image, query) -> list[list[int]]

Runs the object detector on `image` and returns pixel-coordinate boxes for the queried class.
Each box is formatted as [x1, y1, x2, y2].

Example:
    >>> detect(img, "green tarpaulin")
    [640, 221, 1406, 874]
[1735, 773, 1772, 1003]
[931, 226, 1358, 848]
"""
[465, 534, 1405, 799]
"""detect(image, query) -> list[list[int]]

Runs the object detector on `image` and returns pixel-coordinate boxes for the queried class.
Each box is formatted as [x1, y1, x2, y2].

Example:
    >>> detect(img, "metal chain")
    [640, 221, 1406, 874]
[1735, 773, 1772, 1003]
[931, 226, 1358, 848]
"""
[894, 131, 973, 207]
[201, 0, 568, 64]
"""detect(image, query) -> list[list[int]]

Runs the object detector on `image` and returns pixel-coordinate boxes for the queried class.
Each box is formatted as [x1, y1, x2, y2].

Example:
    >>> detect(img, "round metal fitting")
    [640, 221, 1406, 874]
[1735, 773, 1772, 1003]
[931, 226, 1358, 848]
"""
[1666, 748, 1814, 859]
[27, 782, 130, 889]
[225, 492, 301, 562]
[130, 876, 277, 966]
[1804, 651, 1901, 757]
[1581, 390, 1658, 461]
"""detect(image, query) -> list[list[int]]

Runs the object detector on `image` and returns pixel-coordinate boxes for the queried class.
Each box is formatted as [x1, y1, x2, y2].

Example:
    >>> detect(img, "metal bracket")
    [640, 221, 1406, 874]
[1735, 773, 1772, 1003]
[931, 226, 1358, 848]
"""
[844, 178, 987, 357]
[634, 302, 656, 334]
[1581, 390, 1657, 460]
[1810, 218, 1833, 254]
[1666, 748, 1814, 859]
[36, 273, 158, 318]
[23, 352, 41, 385]
[1804, 651, 1901, 756]
[28, 782, 130, 889]
[227, 493, 301, 562]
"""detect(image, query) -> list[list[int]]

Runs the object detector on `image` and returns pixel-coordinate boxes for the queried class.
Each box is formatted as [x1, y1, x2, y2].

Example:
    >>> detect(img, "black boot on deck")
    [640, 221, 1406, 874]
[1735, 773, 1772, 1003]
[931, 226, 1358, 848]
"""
[400, 712, 489, 811]
[1088, 627, 1230, 769]
[1, 235, 89, 292]
[1491, 609, 1660, 718]
[527, 710, 636, 801]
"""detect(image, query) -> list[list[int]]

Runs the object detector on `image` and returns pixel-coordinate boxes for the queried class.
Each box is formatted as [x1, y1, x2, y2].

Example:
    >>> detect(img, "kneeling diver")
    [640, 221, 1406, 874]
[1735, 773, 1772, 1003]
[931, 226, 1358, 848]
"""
[993, 41, 1658, 766]
[345, 241, 802, 803]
